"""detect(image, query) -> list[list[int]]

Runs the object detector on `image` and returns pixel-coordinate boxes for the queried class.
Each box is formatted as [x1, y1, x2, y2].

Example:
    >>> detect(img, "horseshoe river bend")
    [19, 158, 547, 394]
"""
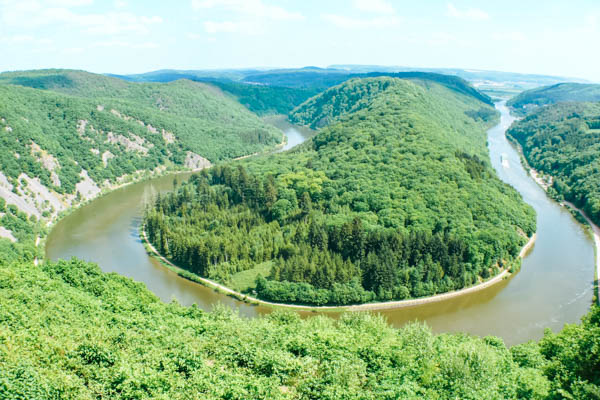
[46, 104, 596, 346]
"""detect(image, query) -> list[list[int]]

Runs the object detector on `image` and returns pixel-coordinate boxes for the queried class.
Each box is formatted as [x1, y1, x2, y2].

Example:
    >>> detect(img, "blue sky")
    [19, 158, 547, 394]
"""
[1, 0, 599, 81]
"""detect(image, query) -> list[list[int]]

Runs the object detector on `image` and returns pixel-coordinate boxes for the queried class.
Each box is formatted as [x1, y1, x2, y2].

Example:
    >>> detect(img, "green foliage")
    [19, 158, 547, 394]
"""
[508, 102, 600, 226]
[0, 258, 559, 399]
[144, 77, 535, 306]
[243, 70, 494, 105]
[0, 70, 283, 196]
[538, 306, 600, 399]
[205, 80, 318, 115]
[508, 83, 600, 115]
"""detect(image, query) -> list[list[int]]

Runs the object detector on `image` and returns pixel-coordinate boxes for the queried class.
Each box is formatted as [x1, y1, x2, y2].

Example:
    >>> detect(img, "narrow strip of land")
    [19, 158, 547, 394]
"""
[141, 228, 536, 312]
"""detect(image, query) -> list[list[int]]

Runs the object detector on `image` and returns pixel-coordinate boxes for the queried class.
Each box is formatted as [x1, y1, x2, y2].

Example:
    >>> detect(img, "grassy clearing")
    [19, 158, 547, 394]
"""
[229, 261, 274, 293]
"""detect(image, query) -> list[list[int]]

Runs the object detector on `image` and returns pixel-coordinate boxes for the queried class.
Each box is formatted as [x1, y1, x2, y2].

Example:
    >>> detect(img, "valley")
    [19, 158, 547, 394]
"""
[1, 67, 598, 399]
[46, 99, 595, 346]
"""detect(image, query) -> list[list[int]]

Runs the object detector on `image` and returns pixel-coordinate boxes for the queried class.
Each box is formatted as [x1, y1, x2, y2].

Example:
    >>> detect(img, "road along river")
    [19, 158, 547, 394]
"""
[46, 103, 596, 346]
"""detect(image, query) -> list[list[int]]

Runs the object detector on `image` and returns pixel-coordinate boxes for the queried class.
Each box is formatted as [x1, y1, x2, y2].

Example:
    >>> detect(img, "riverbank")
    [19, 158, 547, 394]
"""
[47, 101, 594, 344]
[528, 168, 600, 303]
[39, 136, 289, 258]
[509, 132, 599, 304]
[140, 226, 537, 312]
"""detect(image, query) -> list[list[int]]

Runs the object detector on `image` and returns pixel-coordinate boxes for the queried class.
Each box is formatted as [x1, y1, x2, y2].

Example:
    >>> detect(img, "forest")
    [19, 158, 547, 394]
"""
[0, 72, 283, 193]
[508, 101, 600, 225]
[143, 77, 535, 306]
[508, 82, 600, 115]
[201, 80, 319, 115]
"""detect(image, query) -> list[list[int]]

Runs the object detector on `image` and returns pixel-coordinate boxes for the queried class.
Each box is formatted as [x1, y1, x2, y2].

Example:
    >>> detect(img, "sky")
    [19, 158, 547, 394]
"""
[1, 0, 599, 81]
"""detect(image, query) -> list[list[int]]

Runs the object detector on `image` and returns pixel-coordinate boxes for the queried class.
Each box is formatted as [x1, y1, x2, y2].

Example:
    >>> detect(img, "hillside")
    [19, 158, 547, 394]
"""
[144, 77, 535, 306]
[291, 77, 496, 129]
[507, 102, 600, 225]
[508, 83, 600, 115]
[244, 71, 493, 105]
[204, 80, 319, 115]
[0, 68, 317, 116]
[0, 70, 283, 241]
[107, 68, 492, 115]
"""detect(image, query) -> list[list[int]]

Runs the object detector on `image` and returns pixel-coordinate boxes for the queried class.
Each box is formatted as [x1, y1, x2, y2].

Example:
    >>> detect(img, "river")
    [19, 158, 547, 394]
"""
[46, 103, 596, 346]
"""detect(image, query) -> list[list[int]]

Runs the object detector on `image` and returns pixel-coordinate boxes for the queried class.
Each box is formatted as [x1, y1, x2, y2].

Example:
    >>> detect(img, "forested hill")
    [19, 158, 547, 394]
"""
[291, 77, 497, 129]
[0, 69, 316, 117]
[107, 68, 493, 112]
[508, 83, 600, 115]
[244, 71, 493, 106]
[0, 70, 282, 245]
[144, 77, 535, 306]
[507, 101, 600, 225]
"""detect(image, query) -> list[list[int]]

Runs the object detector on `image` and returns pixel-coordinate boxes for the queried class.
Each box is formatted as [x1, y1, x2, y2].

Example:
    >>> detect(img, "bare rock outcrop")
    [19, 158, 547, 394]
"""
[184, 152, 211, 170]
[76, 169, 101, 200]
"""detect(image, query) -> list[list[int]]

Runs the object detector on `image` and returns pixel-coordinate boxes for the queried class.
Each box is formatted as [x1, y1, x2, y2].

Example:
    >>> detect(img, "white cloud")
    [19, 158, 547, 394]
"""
[492, 31, 526, 42]
[0, 34, 35, 43]
[203, 20, 263, 35]
[47, 0, 92, 6]
[353, 0, 394, 14]
[0, 0, 162, 35]
[62, 47, 85, 54]
[204, 20, 239, 33]
[447, 3, 489, 21]
[0, 34, 53, 46]
[114, 0, 126, 8]
[191, 0, 303, 21]
[322, 14, 401, 29]
[94, 40, 158, 49]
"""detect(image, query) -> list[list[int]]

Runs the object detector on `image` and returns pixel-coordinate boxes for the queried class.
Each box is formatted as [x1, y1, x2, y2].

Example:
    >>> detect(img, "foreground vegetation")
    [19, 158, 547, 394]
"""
[0, 256, 598, 399]
[144, 77, 535, 306]
[508, 102, 600, 226]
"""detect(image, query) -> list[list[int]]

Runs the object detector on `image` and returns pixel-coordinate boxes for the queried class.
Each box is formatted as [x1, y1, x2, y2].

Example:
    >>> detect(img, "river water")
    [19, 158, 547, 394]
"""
[46, 103, 595, 346]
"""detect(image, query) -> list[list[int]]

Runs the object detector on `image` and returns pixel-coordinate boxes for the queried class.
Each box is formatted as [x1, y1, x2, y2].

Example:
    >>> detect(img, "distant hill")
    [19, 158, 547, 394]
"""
[0, 69, 282, 227]
[110, 65, 590, 101]
[507, 83, 600, 115]
[330, 64, 588, 85]
[240, 71, 493, 105]
[331, 64, 590, 98]
[108, 67, 494, 107]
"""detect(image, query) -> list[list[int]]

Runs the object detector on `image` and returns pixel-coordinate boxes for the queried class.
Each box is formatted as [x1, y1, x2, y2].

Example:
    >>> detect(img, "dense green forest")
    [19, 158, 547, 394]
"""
[108, 67, 493, 106]
[0, 69, 317, 117]
[144, 77, 535, 306]
[507, 101, 600, 225]
[202, 80, 319, 115]
[0, 71, 282, 206]
[244, 70, 494, 105]
[508, 83, 600, 115]
[0, 70, 284, 245]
